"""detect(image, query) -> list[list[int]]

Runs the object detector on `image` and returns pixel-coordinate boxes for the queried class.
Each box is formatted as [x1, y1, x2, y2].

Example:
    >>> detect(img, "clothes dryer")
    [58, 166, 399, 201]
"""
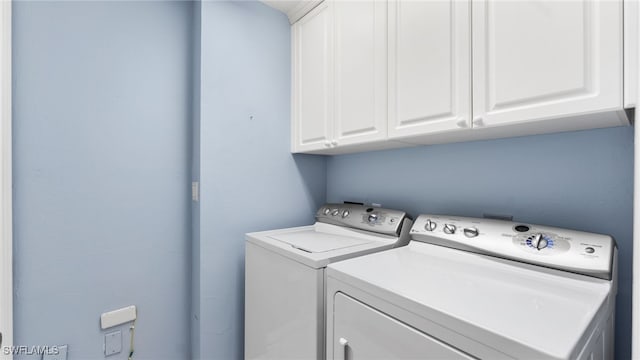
[326, 214, 617, 360]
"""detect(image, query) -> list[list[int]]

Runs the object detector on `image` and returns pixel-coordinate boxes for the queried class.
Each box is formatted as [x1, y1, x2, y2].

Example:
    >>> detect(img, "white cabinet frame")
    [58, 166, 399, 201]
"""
[632, 0, 640, 355]
[0, 1, 12, 358]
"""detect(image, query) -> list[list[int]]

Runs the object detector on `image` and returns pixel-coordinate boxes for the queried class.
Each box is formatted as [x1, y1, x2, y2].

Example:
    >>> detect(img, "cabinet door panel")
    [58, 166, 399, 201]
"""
[473, 0, 622, 127]
[292, 2, 333, 152]
[334, 0, 387, 146]
[388, 0, 471, 139]
[332, 293, 473, 360]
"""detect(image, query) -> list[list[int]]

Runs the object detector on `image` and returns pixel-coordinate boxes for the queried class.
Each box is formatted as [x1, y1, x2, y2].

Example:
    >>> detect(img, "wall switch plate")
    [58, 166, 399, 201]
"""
[192, 181, 199, 202]
[104, 331, 122, 356]
[42, 345, 67, 360]
[100, 305, 136, 329]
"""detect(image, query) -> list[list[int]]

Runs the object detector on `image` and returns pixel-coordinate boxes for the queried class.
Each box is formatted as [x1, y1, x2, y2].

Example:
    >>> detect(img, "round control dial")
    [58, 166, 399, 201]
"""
[342, 210, 350, 218]
[367, 213, 378, 224]
[443, 224, 456, 234]
[513, 231, 569, 255]
[526, 233, 553, 251]
[331, 209, 340, 216]
[323, 208, 331, 215]
[463, 227, 479, 238]
[424, 219, 437, 231]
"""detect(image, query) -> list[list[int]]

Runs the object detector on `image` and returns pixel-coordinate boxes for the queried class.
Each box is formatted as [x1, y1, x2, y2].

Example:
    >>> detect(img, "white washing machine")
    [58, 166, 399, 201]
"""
[245, 203, 413, 360]
[326, 214, 617, 360]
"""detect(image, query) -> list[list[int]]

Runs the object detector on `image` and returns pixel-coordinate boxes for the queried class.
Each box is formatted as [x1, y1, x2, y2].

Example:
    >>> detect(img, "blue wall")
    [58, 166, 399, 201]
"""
[193, 2, 326, 359]
[13, 1, 192, 359]
[326, 126, 634, 359]
[191, 2, 202, 359]
[11, 2, 634, 360]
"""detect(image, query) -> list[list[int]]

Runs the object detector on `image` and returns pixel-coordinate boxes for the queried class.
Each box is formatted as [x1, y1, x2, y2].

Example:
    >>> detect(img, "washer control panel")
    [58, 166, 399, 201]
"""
[410, 214, 616, 280]
[316, 203, 409, 236]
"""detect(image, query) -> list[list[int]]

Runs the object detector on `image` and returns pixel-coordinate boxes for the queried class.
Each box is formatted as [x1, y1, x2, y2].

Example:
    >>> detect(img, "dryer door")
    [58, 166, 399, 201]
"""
[332, 293, 474, 360]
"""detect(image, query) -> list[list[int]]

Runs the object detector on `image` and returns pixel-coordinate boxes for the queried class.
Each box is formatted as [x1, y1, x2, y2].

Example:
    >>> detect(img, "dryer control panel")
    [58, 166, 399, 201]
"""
[410, 214, 616, 280]
[316, 204, 409, 236]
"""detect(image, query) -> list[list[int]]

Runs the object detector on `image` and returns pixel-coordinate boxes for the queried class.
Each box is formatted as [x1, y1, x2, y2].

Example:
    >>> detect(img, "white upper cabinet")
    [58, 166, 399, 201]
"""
[292, 2, 333, 153]
[387, 0, 471, 140]
[333, 0, 388, 147]
[292, 0, 387, 153]
[290, 0, 631, 154]
[472, 0, 624, 128]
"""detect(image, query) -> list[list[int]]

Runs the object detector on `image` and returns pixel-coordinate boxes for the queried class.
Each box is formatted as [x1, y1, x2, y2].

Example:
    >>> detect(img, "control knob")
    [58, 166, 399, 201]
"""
[342, 210, 350, 218]
[443, 224, 456, 234]
[424, 219, 437, 231]
[463, 227, 479, 238]
[331, 209, 340, 216]
[323, 208, 331, 215]
[367, 213, 378, 224]
[530, 233, 548, 250]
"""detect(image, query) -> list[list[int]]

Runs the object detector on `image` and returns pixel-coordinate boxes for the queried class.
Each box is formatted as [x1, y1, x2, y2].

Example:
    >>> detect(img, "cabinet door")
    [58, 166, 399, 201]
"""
[472, 0, 623, 128]
[387, 0, 471, 140]
[333, 0, 388, 147]
[332, 293, 473, 359]
[292, 2, 333, 153]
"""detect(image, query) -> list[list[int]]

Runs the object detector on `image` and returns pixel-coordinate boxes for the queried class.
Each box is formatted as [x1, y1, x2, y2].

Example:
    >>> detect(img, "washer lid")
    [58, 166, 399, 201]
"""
[326, 241, 614, 359]
[269, 231, 370, 253]
[246, 222, 404, 269]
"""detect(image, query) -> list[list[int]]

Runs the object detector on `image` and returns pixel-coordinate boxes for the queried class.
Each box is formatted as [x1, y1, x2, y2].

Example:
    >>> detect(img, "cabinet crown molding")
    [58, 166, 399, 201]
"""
[261, 0, 323, 24]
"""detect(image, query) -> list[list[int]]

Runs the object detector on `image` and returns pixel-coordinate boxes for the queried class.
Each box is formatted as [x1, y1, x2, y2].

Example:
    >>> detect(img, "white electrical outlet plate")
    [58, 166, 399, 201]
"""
[104, 330, 122, 356]
[100, 305, 136, 329]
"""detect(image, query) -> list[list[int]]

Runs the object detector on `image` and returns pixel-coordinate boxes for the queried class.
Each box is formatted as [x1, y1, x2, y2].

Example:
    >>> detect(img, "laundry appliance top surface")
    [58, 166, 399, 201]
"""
[246, 203, 412, 269]
[327, 214, 617, 359]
